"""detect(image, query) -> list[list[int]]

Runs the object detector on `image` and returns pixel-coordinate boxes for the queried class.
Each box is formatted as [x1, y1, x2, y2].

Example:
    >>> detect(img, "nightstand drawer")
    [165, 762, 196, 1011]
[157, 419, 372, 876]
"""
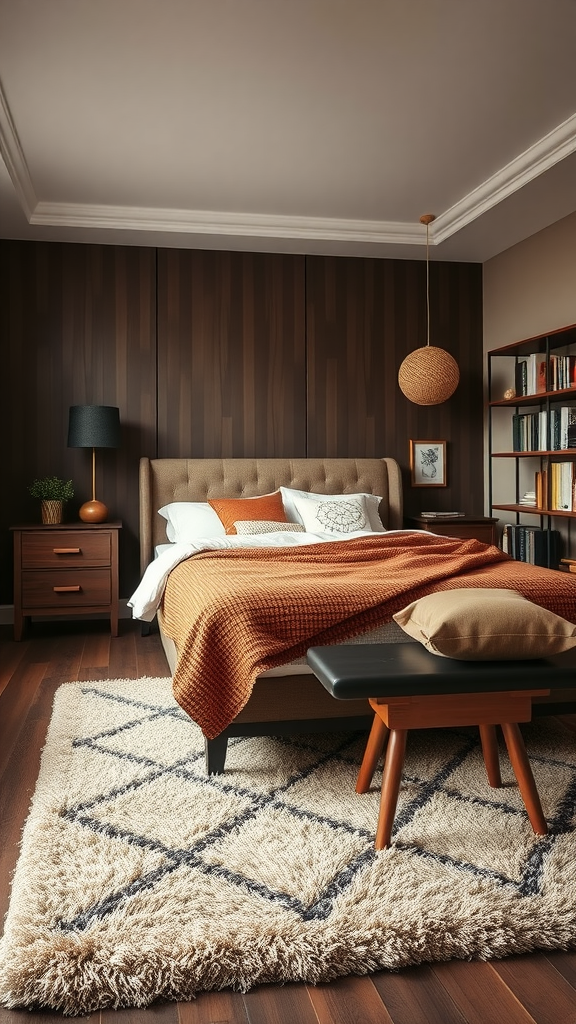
[21, 531, 111, 568]
[22, 569, 111, 609]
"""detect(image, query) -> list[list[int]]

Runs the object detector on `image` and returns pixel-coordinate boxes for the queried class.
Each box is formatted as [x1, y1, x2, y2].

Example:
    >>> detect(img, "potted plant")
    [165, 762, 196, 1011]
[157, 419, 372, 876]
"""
[28, 476, 74, 524]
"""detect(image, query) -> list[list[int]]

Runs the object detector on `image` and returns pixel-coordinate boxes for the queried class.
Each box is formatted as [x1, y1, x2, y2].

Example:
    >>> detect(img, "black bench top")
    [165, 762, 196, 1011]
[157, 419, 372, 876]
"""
[306, 642, 576, 700]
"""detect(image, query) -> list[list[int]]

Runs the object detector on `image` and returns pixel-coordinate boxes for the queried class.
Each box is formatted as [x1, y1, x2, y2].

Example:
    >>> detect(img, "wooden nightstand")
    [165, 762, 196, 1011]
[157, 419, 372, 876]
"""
[407, 515, 498, 545]
[11, 521, 121, 641]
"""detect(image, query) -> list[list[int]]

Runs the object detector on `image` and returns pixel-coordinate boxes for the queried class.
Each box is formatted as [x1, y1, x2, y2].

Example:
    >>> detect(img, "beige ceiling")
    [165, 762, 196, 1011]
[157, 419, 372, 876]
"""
[1, 0, 576, 262]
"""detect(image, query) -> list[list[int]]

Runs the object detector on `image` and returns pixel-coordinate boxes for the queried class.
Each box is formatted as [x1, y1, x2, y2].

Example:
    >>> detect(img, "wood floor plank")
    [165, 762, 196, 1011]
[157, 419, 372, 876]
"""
[179, 990, 250, 1024]
[543, 950, 576, 990]
[0, 661, 48, 781]
[15, 623, 84, 668]
[307, 975, 393, 1024]
[0, 675, 60, 923]
[106, 624, 139, 679]
[136, 630, 170, 679]
[242, 983, 320, 1024]
[101, 1001, 179, 1024]
[0, 636, 27, 697]
[431, 961, 538, 1024]
[78, 628, 111, 677]
[371, 964, 469, 1024]
[491, 954, 576, 1024]
[0, 1008, 99, 1024]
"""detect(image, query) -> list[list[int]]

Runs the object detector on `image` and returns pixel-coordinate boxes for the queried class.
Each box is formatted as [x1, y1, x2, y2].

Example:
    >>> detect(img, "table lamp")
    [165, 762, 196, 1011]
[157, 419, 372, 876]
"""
[67, 405, 120, 522]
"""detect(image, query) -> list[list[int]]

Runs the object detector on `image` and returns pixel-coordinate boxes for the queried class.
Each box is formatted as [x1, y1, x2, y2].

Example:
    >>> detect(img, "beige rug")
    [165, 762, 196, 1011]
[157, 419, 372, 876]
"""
[1, 677, 575, 1014]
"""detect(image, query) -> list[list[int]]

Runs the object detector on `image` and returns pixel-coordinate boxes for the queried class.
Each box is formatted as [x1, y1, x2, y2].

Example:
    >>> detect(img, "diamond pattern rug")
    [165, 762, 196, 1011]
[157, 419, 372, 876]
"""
[1, 677, 575, 1014]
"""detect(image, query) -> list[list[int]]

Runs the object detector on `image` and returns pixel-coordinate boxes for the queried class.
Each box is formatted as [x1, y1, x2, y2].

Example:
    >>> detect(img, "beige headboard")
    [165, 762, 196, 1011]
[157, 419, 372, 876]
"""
[139, 457, 403, 574]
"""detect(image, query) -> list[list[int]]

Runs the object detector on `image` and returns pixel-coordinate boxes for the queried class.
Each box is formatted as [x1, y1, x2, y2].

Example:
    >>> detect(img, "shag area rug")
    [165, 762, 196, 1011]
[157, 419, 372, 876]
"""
[1, 677, 576, 1014]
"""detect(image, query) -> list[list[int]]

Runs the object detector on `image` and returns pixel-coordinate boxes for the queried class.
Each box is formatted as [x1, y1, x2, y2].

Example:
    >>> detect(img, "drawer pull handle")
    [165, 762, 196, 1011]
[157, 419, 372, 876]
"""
[53, 548, 81, 554]
[53, 585, 81, 593]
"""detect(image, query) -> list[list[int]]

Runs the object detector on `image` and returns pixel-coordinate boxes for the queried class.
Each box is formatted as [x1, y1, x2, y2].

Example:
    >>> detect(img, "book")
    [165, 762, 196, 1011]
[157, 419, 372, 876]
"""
[420, 511, 465, 518]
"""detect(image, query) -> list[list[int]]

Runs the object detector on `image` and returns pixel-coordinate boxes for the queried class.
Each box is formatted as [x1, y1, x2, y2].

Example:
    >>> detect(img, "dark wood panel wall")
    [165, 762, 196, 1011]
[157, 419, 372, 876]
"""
[0, 242, 157, 601]
[157, 250, 307, 458]
[0, 240, 483, 603]
[305, 256, 483, 505]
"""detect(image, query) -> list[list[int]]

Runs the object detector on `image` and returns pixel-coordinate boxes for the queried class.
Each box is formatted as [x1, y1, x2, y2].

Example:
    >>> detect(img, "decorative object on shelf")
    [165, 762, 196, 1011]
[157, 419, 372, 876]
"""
[28, 475, 74, 524]
[67, 405, 120, 523]
[398, 214, 460, 406]
[503, 387, 516, 400]
[409, 439, 447, 487]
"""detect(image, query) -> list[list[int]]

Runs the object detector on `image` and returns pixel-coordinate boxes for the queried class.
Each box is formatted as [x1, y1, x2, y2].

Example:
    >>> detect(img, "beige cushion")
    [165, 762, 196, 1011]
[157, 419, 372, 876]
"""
[392, 588, 576, 660]
[234, 520, 305, 535]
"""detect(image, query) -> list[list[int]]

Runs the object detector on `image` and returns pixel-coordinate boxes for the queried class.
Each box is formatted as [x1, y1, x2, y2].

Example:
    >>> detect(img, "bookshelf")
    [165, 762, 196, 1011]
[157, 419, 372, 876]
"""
[488, 323, 576, 568]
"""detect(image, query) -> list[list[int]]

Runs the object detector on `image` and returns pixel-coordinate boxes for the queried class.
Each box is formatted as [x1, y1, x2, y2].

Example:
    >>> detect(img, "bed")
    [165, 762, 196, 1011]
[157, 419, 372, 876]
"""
[136, 456, 576, 772]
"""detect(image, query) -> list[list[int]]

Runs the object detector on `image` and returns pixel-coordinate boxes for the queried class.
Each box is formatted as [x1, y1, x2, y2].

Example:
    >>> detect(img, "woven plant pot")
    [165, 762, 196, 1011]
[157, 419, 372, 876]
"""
[41, 500, 64, 525]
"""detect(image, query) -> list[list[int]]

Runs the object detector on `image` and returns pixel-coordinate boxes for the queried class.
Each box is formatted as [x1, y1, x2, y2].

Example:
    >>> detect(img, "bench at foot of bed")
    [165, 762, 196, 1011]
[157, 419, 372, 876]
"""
[306, 642, 576, 850]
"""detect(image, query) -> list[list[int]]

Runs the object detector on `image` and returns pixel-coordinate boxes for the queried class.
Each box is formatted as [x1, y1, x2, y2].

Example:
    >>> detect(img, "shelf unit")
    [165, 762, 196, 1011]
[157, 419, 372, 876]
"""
[487, 323, 576, 567]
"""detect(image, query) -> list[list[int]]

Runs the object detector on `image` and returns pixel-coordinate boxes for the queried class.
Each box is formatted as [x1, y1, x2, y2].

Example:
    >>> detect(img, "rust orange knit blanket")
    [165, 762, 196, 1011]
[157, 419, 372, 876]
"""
[159, 532, 576, 737]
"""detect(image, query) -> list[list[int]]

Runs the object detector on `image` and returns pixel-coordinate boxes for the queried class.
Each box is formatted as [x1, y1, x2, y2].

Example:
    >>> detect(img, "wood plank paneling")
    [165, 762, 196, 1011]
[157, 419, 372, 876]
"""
[306, 256, 483, 518]
[157, 249, 306, 458]
[0, 242, 157, 600]
[3, 240, 483, 606]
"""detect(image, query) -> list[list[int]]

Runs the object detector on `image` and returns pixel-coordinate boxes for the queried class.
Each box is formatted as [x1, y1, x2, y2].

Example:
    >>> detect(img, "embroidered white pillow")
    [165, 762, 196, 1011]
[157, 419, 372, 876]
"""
[280, 487, 386, 531]
[291, 495, 373, 534]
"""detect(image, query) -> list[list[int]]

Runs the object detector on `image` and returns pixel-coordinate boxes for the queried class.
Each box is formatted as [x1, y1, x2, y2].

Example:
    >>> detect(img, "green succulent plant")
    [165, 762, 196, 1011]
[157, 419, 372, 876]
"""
[28, 476, 74, 502]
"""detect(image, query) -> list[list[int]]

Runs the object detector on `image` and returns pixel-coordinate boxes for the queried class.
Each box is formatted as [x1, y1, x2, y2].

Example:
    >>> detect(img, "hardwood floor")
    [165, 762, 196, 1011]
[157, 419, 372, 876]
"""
[1, 620, 575, 1024]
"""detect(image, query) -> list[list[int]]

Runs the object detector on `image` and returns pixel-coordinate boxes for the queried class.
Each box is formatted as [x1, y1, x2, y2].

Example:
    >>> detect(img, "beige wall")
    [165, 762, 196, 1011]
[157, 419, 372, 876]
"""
[483, 211, 576, 353]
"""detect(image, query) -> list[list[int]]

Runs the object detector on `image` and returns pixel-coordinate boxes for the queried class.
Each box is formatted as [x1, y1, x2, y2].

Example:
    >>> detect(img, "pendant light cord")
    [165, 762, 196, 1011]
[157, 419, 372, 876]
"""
[420, 213, 435, 348]
[422, 220, 426, 348]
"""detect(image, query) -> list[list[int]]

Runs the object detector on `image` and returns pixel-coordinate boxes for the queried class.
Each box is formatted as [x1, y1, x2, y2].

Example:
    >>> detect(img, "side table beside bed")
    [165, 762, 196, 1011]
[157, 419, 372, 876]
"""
[11, 521, 121, 641]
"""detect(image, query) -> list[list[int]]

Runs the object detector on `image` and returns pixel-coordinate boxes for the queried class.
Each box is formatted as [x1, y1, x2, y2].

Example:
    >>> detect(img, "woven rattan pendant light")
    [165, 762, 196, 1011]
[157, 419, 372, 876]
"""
[398, 214, 460, 405]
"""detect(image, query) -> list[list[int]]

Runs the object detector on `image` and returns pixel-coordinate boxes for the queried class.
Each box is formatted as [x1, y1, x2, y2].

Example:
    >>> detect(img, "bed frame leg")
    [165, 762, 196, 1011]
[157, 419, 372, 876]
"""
[141, 621, 151, 636]
[205, 735, 229, 774]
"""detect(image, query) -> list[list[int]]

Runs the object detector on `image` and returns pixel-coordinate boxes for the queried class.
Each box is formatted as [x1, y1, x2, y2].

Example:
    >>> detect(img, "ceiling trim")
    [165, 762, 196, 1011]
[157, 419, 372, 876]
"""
[1, 74, 575, 249]
[30, 202, 425, 245]
[434, 112, 576, 242]
[0, 81, 36, 219]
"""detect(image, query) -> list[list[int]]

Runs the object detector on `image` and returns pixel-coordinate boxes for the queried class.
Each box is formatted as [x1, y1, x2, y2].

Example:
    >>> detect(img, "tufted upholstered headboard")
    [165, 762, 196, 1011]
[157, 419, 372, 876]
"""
[139, 457, 403, 575]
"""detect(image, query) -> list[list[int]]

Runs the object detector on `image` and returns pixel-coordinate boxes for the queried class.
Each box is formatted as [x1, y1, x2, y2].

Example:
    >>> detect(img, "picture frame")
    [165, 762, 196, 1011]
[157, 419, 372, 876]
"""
[410, 440, 447, 487]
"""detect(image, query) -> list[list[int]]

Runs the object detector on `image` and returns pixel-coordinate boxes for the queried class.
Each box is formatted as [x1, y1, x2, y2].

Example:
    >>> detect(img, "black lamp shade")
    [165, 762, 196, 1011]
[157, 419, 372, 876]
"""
[68, 405, 120, 449]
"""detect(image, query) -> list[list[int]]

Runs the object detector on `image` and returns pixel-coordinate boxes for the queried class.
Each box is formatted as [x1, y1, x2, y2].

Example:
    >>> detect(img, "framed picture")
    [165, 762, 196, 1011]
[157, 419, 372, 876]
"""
[410, 440, 447, 487]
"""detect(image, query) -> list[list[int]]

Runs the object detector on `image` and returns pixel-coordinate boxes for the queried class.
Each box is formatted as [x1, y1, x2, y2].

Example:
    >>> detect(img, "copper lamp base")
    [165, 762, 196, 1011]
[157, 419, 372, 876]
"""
[79, 500, 109, 523]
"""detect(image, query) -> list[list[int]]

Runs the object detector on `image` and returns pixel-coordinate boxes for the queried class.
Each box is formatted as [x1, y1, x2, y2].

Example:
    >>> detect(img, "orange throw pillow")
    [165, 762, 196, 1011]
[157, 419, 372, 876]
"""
[208, 491, 288, 535]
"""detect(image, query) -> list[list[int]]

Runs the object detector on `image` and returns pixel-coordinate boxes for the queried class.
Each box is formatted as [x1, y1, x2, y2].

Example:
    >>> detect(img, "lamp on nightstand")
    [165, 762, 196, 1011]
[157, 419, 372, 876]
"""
[67, 405, 120, 523]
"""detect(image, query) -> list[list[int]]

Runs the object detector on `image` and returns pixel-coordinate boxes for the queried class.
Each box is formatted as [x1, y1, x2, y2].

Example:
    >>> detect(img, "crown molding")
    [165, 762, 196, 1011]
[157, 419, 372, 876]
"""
[30, 202, 424, 245]
[2, 65, 574, 249]
[434, 113, 576, 243]
[0, 80, 37, 219]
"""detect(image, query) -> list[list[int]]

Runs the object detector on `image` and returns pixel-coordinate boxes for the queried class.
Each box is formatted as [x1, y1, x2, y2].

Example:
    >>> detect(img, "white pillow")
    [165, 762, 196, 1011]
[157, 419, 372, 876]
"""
[158, 502, 226, 542]
[234, 520, 305, 535]
[291, 495, 375, 534]
[281, 487, 386, 532]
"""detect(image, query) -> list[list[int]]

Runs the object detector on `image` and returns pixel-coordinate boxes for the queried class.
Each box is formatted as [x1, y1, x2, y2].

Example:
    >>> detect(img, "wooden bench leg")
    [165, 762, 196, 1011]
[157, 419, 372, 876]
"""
[501, 722, 547, 835]
[376, 728, 407, 850]
[356, 714, 389, 794]
[479, 724, 502, 788]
